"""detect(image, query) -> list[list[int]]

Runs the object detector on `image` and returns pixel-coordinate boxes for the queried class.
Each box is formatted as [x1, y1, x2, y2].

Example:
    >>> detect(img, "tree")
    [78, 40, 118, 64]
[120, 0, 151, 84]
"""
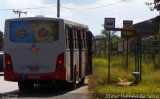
[155, 0, 160, 3]
[101, 30, 120, 41]
[93, 30, 121, 57]
[101, 30, 120, 55]
[94, 35, 106, 57]
[146, 0, 160, 11]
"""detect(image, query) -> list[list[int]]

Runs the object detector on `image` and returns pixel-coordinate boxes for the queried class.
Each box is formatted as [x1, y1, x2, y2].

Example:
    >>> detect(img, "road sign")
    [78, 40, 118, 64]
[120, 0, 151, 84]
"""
[141, 40, 160, 54]
[104, 18, 115, 30]
[122, 20, 133, 38]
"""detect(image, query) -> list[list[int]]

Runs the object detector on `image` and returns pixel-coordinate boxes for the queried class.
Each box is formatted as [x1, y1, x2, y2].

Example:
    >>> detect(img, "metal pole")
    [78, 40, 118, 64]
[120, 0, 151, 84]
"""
[158, 11, 160, 66]
[137, 35, 140, 80]
[105, 39, 106, 56]
[18, 11, 21, 18]
[126, 38, 129, 70]
[135, 41, 137, 71]
[108, 31, 111, 83]
[139, 37, 142, 82]
[57, 0, 60, 17]
[159, 11, 160, 36]
[137, 34, 142, 82]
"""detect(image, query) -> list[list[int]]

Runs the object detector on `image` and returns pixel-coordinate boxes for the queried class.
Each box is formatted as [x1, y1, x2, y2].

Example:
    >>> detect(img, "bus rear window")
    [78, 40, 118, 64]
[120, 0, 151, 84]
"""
[9, 20, 59, 43]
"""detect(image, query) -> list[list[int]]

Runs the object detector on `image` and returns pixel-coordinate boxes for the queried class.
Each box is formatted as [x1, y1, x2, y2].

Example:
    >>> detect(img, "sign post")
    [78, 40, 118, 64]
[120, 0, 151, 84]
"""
[102, 18, 147, 83]
[122, 20, 133, 38]
[104, 18, 115, 83]
[104, 18, 115, 30]
[122, 20, 133, 70]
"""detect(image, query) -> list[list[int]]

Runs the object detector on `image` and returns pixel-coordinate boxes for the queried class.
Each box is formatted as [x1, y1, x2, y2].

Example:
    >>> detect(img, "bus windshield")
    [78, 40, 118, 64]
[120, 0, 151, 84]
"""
[9, 20, 59, 43]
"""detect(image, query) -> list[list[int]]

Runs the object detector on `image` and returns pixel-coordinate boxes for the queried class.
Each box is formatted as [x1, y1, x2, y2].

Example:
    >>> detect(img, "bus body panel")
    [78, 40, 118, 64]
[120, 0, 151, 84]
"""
[4, 17, 92, 85]
[4, 43, 62, 73]
[4, 18, 66, 81]
[65, 49, 70, 81]
[73, 50, 79, 81]
[81, 50, 86, 78]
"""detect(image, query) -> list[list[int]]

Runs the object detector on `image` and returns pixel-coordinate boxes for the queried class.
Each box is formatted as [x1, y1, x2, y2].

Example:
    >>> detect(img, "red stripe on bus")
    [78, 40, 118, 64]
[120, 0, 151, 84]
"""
[4, 68, 66, 81]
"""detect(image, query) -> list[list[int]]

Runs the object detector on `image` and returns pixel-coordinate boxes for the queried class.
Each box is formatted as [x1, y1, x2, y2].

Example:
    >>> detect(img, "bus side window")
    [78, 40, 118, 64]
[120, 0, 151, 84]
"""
[82, 30, 86, 49]
[76, 29, 78, 49]
[73, 28, 78, 50]
[81, 30, 84, 49]
[77, 29, 82, 49]
[65, 27, 69, 49]
[84, 31, 86, 49]
[73, 28, 75, 49]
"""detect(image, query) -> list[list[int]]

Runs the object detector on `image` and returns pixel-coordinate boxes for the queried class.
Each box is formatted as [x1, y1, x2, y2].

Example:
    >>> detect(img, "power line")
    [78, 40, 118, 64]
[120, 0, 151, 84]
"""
[0, 8, 14, 11]
[0, 5, 57, 11]
[0, 0, 126, 12]
[61, 0, 127, 10]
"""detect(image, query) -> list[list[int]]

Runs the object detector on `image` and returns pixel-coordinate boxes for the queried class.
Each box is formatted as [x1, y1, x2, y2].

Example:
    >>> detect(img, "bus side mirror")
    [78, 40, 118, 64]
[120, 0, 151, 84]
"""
[86, 31, 92, 35]
[86, 31, 94, 39]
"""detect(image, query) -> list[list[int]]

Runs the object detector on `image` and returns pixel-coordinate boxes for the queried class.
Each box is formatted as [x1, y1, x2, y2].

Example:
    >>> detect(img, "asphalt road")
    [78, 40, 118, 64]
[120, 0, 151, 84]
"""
[0, 76, 91, 99]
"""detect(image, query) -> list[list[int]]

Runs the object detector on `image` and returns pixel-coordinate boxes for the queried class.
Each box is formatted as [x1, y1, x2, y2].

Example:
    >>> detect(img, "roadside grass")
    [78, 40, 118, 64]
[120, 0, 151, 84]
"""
[89, 56, 160, 98]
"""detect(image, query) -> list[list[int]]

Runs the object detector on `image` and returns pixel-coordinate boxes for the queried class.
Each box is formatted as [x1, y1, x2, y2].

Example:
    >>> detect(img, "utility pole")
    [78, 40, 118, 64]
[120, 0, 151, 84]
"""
[13, 10, 27, 18]
[57, 0, 60, 17]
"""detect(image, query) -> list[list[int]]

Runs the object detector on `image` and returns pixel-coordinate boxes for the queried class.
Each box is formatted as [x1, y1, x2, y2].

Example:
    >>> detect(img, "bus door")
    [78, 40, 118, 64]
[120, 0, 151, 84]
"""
[86, 31, 93, 75]
[66, 26, 74, 81]
[77, 29, 82, 78]
[81, 30, 87, 77]
[73, 28, 79, 81]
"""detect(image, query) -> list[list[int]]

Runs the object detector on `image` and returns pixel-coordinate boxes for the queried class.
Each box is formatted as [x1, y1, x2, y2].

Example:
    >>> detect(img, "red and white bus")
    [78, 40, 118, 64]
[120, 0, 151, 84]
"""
[4, 17, 93, 91]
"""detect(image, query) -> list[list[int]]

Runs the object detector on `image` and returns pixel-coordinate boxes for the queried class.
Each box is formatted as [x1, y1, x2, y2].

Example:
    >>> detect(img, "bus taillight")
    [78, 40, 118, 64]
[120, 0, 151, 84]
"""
[31, 47, 38, 52]
[7, 60, 11, 65]
[56, 52, 64, 71]
[5, 53, 13, 71]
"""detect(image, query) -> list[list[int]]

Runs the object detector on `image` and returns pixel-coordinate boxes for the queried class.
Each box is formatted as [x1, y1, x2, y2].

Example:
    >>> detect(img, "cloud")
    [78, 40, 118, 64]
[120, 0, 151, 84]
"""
[58, 0, 158, 35]
[0, 0, 73, 32]
[0, 0, 158, 35]
[5, 0, 72, 19]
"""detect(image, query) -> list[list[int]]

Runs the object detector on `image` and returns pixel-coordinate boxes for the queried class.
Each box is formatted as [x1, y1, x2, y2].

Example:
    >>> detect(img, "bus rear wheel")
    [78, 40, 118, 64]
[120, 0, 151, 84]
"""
[70, 80, 76, 90]
[18, 81, 34, 91]
[79, 78, 85, 86]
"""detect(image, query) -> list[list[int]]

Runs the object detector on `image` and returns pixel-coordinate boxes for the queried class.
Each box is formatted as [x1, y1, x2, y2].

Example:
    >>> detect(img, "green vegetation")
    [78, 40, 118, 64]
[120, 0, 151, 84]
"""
[88, 56, 160, 99]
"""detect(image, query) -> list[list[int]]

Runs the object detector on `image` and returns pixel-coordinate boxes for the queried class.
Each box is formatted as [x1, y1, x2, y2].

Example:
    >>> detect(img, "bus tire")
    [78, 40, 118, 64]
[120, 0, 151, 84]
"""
[79, 78, 85, 86]
[70, 81, 76, 90]
[18, 81, 34, 91]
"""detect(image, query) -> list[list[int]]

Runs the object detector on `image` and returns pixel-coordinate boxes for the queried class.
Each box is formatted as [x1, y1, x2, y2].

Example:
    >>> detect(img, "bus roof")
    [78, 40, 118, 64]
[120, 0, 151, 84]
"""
[64, 19, 88, 29]
[5, 17, 89, 30]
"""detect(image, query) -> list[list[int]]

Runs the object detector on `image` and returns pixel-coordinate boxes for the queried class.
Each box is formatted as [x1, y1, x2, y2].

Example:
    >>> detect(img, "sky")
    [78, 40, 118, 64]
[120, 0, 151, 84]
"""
[0, 0, 159, 36]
